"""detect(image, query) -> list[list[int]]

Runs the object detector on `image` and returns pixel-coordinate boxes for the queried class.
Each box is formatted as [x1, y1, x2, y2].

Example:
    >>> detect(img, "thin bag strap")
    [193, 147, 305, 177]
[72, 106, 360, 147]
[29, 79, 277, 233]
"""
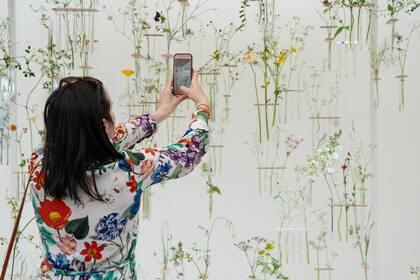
[1, 164, 39, 280]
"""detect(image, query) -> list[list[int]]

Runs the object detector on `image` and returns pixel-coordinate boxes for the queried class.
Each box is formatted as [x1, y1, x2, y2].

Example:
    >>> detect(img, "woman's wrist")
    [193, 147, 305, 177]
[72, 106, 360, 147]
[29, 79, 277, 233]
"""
[150, 110, 166, 124]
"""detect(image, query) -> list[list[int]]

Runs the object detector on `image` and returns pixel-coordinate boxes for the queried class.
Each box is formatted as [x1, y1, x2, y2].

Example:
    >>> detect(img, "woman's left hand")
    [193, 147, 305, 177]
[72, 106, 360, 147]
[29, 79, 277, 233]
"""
[151, 78, 187, 123]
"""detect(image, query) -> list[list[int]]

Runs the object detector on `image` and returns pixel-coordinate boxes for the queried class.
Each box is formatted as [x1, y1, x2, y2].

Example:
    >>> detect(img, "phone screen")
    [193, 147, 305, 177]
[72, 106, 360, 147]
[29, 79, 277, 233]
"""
[173, 54, 192, 93]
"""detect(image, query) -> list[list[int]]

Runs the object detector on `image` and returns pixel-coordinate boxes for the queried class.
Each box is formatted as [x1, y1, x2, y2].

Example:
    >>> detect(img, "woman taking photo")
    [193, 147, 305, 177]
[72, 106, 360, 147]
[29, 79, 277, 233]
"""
[28, 71, 210, 279]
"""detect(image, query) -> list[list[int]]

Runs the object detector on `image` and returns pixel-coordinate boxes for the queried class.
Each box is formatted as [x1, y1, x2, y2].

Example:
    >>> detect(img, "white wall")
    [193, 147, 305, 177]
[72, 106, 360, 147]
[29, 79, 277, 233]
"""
[0, 0, 419, 279]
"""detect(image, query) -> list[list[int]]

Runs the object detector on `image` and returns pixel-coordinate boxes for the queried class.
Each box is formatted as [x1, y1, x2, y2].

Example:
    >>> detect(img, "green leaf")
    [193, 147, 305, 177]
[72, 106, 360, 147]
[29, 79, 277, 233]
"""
[333, 25, 350, 40]
[65, 216, 89, 240]
[209, 185, 221, 194]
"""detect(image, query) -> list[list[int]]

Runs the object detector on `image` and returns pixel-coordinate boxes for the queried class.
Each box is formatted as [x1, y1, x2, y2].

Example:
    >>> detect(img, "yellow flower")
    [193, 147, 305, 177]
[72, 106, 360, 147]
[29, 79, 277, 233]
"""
[265, 242, 274, 250]
[257, 249, 265, 255]
[28, 115, 38, 123]
[9, 124, 17, 132]
[121, 69, 134, 76]
[244, 51, 255, 63]
[290, 47, 297, 53]
[275, 52, 286, 64]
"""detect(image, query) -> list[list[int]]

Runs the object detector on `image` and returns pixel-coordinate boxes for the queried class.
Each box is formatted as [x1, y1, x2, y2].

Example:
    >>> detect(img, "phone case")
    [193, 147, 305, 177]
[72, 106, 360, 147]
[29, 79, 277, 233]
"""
[172, 53, 193, 95]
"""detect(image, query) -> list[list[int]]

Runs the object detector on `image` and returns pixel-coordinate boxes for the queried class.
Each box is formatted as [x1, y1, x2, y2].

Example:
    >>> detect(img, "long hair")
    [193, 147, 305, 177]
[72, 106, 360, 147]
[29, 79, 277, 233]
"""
[42, 78, 122, 202]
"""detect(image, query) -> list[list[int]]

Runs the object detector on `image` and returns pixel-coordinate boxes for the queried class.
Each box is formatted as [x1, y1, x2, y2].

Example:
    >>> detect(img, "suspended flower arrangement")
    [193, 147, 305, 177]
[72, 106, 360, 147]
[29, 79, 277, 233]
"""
[393, 23, 420, 110]
[38, 0, 100, 76]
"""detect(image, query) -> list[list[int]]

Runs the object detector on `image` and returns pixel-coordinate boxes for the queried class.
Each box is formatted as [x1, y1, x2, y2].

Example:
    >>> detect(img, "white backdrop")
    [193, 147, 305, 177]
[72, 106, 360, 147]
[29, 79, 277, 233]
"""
[1, 0, 420, 279]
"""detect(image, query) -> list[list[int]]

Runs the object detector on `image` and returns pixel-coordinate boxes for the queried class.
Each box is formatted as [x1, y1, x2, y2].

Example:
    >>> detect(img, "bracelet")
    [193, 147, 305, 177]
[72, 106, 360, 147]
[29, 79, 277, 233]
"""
[196, 104, 211, 119]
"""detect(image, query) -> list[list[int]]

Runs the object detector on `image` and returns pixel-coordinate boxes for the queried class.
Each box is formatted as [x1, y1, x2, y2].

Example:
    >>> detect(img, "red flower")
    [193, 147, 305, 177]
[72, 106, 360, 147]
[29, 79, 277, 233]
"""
[33, 170, 46, 191]
[126, 175, 137, 193]
[80, 241, 104, 262]
[143, 147, 157, 156]
[38, 198, 72, 230]
[178, 139, 192, 145]
[111, 124, 127, 142]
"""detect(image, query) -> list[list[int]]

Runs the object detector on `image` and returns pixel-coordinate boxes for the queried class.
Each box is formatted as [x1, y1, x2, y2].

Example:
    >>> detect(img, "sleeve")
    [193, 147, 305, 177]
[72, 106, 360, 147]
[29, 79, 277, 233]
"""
[118, 108, 210, 190]
[111, 113, 157, 152]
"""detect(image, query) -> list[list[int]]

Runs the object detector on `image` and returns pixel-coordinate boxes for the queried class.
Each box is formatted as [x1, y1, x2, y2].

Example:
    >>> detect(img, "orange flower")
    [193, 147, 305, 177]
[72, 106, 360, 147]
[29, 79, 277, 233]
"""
[9, 124, 17, 132]
[38, 198, 72, 230]
[121, 69, 134, 76]
[80, 241, 104, 262]
[126, 175, 137, 193]
[143, 147, 157, 156]
[178, 139, 192, 145]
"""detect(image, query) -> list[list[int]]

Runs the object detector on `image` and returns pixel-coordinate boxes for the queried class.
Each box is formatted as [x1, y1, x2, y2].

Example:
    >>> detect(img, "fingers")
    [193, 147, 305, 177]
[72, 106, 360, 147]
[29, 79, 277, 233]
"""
[179, 85, 191, 95]
[164, 78, 174, 92]
[174, 94, 187, 105]
[191, 70, 199, 86]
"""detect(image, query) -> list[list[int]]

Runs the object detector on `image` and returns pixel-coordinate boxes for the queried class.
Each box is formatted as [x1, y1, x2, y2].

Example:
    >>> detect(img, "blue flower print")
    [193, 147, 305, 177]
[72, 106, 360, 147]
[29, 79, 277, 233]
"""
[150, 161, 172, 185]
[95, 213, 128, 240]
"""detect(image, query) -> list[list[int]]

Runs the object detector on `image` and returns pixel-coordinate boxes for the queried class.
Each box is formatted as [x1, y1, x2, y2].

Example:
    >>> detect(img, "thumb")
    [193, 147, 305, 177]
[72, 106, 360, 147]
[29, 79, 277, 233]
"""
[174, 94, 188, 105]
[179, 85, 191, 95]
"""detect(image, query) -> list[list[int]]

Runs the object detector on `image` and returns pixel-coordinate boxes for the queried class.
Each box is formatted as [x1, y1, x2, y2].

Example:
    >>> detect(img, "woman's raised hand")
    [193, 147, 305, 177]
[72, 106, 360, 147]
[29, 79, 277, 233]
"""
[150, 78, 187, 123]
[178, 71, 209, 107]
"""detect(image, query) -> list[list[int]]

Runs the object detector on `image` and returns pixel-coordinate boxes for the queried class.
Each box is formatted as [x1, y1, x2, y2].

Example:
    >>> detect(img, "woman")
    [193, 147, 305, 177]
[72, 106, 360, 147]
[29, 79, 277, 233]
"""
[29, 71, 210, 279]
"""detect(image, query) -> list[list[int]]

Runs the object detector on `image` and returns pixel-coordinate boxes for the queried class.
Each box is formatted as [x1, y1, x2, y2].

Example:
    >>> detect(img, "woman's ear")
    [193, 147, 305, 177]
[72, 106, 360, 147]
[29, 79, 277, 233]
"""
[102, 118, 113, 138]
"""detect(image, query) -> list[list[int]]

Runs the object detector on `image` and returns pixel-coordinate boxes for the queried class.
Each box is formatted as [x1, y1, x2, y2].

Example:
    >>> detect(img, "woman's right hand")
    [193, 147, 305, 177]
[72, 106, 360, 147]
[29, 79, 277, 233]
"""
[178, 71, 209, 106]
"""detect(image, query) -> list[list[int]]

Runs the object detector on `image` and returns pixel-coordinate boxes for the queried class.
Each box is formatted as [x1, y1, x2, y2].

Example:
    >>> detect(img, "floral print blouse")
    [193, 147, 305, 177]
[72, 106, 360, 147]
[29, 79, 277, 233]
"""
[29, 108, 209, 279]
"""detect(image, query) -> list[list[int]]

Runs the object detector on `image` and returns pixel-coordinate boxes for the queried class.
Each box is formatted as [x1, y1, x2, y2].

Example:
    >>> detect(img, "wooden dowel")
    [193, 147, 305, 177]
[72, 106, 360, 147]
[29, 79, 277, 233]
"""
[320, 25, 338, 29]
[329, 203, 368, 207]
[254, 103, 277, 106]
[386, 18, 398, 24]
[52, 7, 98, 12]
[257, 166, 286, 170]
[314, 267, 335, 271]
[208, 145, 224, 148]
[131, 53, 144, 59]
[222, 64, 238, 68]
[309, 116, 340, 120]
[144, 33, 164, 37]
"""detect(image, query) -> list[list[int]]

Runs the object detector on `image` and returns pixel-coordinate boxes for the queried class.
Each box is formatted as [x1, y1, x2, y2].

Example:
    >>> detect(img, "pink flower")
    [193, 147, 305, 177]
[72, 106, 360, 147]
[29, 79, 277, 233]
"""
[58, 235, 77, 255]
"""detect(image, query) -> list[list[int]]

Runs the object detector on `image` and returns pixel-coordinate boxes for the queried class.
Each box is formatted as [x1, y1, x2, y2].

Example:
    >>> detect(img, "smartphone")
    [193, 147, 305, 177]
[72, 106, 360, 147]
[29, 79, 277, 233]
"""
[172, 53, 193, 95]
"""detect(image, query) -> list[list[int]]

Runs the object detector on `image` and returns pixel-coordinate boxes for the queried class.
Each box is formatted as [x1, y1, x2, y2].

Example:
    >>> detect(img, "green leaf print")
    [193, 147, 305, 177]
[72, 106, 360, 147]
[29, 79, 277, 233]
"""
[40, 226, 56, 245]
[169, 164, 183, 179]
[125, 150, 145, 165]
[65, 216, 89, 240]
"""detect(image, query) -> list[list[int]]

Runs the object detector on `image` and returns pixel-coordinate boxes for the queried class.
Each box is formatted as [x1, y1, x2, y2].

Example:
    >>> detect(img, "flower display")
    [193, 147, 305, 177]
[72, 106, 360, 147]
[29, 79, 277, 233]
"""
[38, 198, 72, 230]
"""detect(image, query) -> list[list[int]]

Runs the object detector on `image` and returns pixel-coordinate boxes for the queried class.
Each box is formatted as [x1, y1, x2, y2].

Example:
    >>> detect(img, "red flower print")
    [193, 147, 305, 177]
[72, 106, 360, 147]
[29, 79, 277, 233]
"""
[28, 152, 39, 174]
[80, 241, 104, 262]
[178, 139, 192, 145]
[111, 124, 127, 142]
[40, 258, 52, 276]
[126, 175, 137, 193]
[38, 198, 72, 230]
[33, 170, 46, 191]
[143, 147, 157, 156]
